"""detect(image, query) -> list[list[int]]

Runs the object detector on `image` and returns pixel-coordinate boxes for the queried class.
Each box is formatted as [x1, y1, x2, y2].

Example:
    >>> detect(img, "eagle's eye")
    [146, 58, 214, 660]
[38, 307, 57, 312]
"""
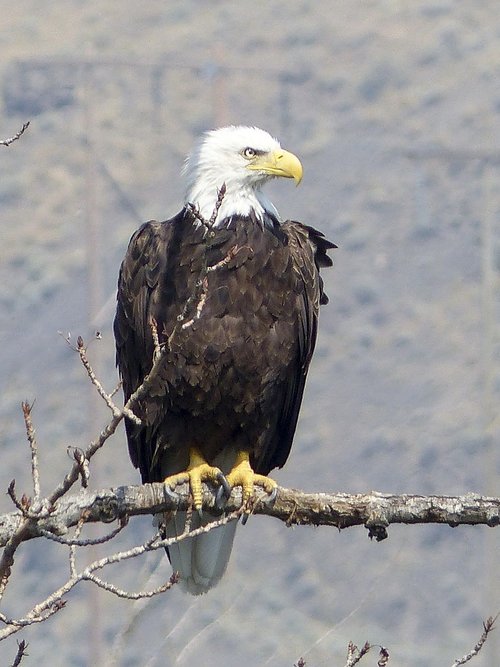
[242, 147, 256, 159]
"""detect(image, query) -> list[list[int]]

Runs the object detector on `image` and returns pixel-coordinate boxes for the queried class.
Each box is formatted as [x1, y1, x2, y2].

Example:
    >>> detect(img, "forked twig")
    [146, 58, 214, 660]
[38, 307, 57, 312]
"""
[451, 615, 498, 666]
[69, 447, 90, 488]
[187, 182, 226, 230]
[344, 641, 371, 667]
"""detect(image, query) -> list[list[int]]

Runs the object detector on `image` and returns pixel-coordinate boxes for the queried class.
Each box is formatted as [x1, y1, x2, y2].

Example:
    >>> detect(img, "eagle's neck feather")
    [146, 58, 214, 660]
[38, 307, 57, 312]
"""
[185, 177, 279, 227]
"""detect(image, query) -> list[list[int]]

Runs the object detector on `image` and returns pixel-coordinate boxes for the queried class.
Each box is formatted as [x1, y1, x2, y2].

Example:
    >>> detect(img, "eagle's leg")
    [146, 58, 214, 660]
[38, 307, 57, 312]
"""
[164, 446, 228, 512]
[226, 450, 277, 508]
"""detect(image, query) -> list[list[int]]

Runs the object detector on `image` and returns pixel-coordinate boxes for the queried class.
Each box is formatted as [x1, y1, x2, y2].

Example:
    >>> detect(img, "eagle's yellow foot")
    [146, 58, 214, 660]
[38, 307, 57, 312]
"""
[164, 447, 228, 512]
[226, 451, 277, 511]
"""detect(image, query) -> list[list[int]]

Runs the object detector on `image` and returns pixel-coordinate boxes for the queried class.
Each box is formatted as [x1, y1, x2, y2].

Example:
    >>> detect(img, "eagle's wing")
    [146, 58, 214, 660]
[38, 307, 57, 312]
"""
[257, 222, 335, 474]
[113, 215, 176, 480]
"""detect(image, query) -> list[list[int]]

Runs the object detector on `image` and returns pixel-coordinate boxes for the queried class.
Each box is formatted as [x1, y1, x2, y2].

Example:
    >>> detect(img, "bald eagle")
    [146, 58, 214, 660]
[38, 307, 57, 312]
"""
[114, 126, 335, 594]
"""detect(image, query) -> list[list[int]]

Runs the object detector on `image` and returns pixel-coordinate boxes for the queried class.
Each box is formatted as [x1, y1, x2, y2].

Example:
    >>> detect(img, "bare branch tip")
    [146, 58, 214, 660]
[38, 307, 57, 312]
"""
[1, 121, 30, 147]
[451, 615, 496, 666]
[208, 182, 227, 227]
[377, 646, 389, 667]
[7, 481, 31, 514]
[11, 639, 29, 667]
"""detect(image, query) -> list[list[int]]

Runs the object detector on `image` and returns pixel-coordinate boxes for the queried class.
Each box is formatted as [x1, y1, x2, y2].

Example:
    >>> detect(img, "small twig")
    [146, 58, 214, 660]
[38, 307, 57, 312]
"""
[149, 317, 161, 360]
[109, 380, 122, 398]
[377, 646, 389, 667]
[39, 517, 128, 547]
[69, 515, 86, 578]
[68, 447, 90, 489]
[206, 243, 251, 272]
[6, 480, 52, 521]
[451, 615, 497, 666]
[77, 335, 116, 411]
[82, 571, 179, 600]
[76, 336, 141, 426]
[153, 510, 242, 551]
[1, 122, 30, 147]
[7, 481, 30, 516]
[187, 203, 210, 229]
[0, 601, 66, 631]
[21, 402, 40, 503]
[344, 641, 371, 667]
[10, 639, 28, 667]
[180, 276, 209, 330]
[208, 183, 227, 227]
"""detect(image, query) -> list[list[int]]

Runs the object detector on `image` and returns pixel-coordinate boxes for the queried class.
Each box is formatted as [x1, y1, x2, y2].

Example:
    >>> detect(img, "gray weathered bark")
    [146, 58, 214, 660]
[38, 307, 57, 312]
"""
[1, 483, 498, 547]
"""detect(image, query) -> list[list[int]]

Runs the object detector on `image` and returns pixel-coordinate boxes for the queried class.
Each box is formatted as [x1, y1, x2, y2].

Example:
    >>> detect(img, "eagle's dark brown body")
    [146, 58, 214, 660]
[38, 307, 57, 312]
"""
[114, 207, 334, 485]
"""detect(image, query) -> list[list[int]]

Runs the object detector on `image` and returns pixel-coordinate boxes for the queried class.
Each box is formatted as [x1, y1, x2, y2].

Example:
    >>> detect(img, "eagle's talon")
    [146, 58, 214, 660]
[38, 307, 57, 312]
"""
[240, 482, 277, 525]
[216, 471, 231, 500]
[215, 484, 229, 510]
[262, 485, 277, 505]
[163, 447, 225, 512]
[163, 483, 181, 504]
[226, 450, 277, 511]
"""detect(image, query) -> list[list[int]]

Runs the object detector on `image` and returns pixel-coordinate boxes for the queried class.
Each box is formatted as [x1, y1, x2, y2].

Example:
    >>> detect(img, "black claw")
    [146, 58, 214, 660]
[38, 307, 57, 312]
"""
[215, 486, 225, 509]
[215, 472, 231, 510]
[241, 512, 250, 526]
[163, 483, 180, 504]
[215, 481, 231, 510]
[264, 486, 278, 506]
[216, 472, 231, 499]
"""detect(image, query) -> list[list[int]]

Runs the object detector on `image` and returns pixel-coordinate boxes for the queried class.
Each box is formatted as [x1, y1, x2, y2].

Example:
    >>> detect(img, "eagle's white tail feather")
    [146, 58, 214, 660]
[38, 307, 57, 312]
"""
[166, 513, 238, 595]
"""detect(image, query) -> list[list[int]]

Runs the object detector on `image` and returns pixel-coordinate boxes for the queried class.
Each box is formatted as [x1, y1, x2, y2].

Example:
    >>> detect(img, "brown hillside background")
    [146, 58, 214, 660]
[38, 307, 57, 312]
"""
[1, 2, 499, 665]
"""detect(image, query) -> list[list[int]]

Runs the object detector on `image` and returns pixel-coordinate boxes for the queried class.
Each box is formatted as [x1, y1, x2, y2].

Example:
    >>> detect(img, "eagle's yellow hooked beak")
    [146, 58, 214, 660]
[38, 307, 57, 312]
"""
[247, 148, 303, 185]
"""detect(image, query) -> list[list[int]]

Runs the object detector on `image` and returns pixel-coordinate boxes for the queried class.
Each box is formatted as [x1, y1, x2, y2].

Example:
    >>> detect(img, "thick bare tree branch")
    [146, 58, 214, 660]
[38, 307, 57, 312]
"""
[0, 482, 498, 548]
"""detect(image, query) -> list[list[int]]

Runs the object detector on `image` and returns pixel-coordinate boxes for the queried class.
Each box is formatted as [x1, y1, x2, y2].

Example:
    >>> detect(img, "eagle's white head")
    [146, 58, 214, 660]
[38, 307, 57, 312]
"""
[183, 125, 303, 225]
